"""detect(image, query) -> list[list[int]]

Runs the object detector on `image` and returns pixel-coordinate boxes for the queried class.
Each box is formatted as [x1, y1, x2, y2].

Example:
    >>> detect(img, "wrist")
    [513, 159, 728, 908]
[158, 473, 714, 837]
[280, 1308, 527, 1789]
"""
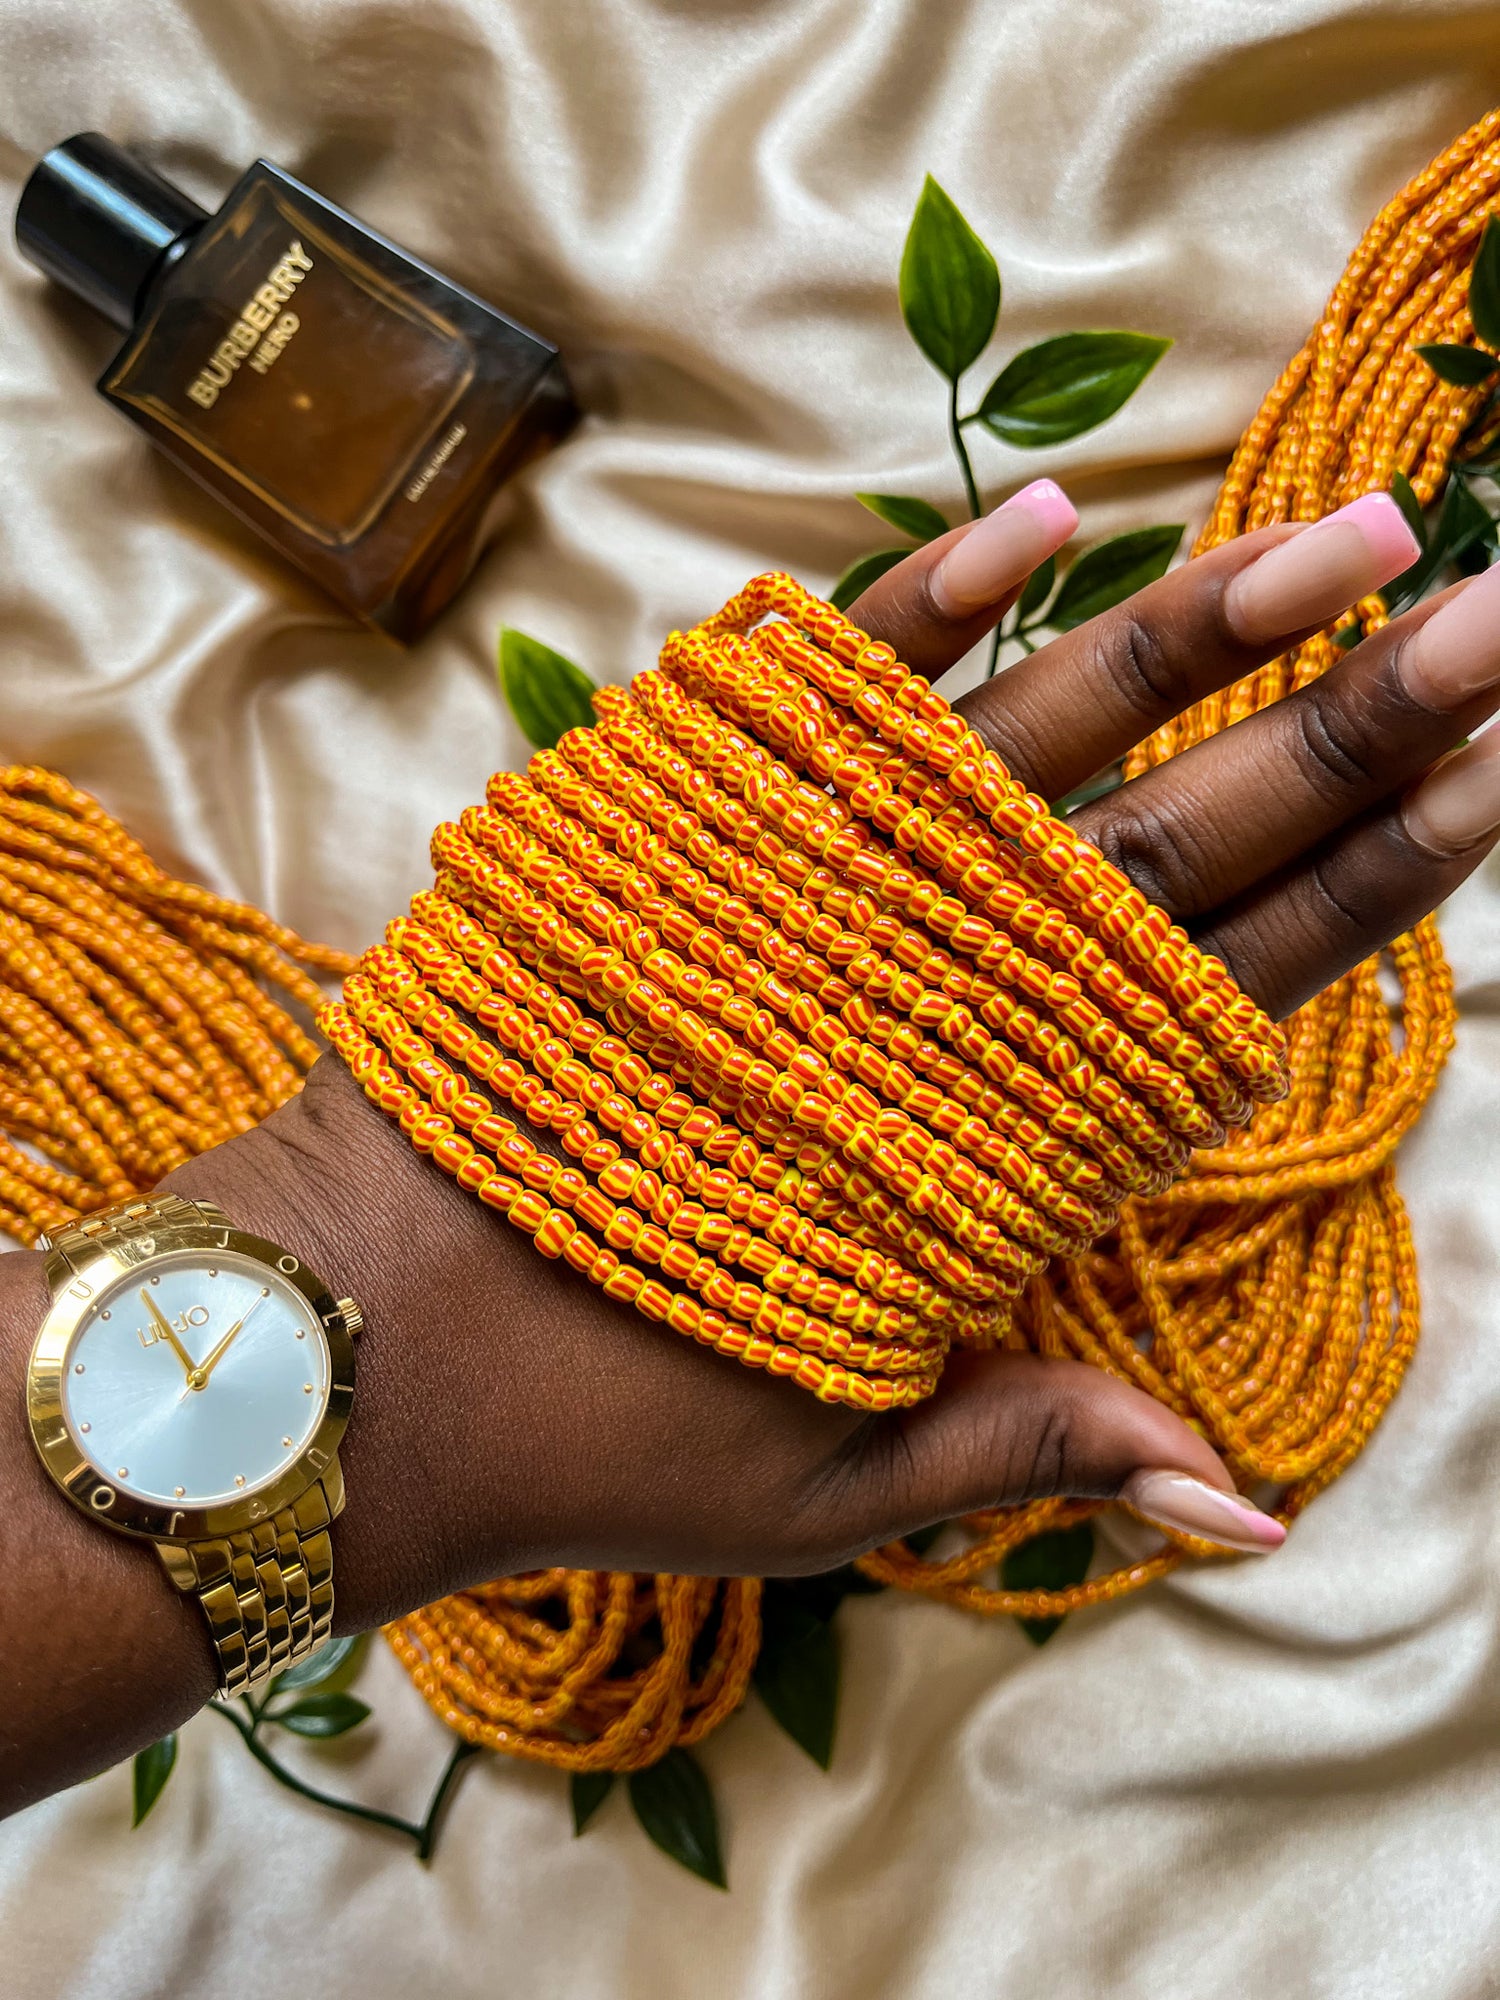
[0, 1233, 212, 1812]
[161, 1054, 514, 1632]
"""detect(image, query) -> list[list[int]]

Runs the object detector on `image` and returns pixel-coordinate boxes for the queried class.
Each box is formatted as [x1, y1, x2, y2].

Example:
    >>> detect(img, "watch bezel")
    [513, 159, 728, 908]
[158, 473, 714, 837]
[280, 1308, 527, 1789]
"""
[26, 1214, 354, 1545]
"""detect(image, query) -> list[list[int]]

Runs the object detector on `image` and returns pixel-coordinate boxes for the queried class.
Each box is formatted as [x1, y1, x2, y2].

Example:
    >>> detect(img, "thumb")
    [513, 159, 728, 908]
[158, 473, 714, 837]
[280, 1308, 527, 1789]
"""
[826, 1351, 1285, 1557]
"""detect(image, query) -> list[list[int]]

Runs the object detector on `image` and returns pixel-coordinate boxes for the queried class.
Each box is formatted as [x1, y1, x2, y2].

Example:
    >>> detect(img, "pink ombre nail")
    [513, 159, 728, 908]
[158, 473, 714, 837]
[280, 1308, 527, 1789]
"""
[1402, 559, 1500, 706]
[1404, 724, 1500, 853]
[1120, 1469, 1288, 1554]
[930, 478, 1079, 618]
[1224, 491, 1422, 643]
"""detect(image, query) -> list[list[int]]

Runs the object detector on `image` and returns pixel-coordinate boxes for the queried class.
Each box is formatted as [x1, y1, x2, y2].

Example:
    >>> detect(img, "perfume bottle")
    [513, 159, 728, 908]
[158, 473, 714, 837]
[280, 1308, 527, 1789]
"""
[14, 133, 576, 639]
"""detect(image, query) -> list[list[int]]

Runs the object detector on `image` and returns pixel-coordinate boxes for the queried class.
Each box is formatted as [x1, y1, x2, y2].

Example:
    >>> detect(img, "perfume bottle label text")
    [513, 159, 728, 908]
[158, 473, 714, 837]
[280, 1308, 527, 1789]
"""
[186, 241, 313, 409]
[405, 422, 468, 502]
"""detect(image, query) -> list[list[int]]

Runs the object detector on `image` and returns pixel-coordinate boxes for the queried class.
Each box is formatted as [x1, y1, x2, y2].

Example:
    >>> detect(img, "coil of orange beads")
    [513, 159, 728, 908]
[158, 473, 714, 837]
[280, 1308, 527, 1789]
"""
[1, 109, 1489, 1775]
[0, 765, 347, 1243]
[320, 571, 1289, 1430]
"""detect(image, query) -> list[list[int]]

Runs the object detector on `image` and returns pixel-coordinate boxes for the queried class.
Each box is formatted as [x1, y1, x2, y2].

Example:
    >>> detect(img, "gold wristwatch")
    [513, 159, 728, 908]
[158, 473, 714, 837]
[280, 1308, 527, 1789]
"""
[26, 1194, 360, 1695]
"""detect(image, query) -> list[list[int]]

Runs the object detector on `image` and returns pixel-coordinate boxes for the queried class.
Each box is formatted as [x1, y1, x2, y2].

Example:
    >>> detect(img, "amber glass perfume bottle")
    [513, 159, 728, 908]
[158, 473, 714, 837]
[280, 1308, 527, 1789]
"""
[15, 134, 576, 638]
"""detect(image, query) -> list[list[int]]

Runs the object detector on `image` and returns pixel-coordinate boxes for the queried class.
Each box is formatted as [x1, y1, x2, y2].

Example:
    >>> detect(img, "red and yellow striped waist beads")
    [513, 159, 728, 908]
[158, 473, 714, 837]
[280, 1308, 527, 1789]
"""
[319, 572, 1289, 1415]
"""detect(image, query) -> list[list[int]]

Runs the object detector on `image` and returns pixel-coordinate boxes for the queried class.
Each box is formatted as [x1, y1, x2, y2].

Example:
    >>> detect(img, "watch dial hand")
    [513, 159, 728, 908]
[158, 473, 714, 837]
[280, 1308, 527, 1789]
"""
[193, 1292, 266, 1390]
[141, 1289, 197, 1383]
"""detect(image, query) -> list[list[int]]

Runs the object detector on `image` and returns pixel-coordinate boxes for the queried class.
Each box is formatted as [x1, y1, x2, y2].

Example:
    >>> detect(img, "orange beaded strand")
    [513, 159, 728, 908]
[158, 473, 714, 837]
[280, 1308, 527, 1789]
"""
[0, 766, 350, 1243]
[322, 572, 1287, 1424]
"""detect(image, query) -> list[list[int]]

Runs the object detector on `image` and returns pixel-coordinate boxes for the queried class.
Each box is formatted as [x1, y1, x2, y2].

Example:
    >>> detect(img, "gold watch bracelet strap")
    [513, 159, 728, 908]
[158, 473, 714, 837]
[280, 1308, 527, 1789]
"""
[39, 1193, 338, 1696]
[39, 1193, 229, 1288]
[156, 1477, 339, 1696]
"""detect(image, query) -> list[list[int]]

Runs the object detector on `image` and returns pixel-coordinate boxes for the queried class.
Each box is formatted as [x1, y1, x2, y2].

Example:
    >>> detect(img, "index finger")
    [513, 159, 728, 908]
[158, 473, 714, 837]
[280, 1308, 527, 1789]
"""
[953, 495, 1420, 803]
[846, 479, 1079, 673]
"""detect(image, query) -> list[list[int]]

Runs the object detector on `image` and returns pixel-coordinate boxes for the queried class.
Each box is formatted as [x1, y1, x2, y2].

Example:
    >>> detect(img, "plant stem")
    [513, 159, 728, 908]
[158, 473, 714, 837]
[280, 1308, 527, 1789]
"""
[417, 1740, 482, 1864]
[208, 1701, 424, 1843]
[947, 379, 998, 674]
[947, 378, 982, 521]
[206, 1700, 480, 1861]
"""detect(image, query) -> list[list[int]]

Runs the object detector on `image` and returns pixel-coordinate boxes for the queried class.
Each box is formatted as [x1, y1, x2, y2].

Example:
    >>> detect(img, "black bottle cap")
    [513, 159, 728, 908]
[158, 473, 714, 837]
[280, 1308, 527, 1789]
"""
[14, 132, 210, 331]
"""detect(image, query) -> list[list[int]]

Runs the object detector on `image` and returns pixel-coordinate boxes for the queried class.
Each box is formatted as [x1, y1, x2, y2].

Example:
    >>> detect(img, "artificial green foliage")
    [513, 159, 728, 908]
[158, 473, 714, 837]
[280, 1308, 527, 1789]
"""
[571, 1771, 615, 1835]
[131, 1733, 177, 1827]
[1416, 341, 1500, 386]
[1413, 221, 1500, 406]
[1013, 552, 1057, 624]
[203, 1648, 480, 1863]
[1052, 761, 1127, 817]
[1007, 526, 1180, 818]
[273, 1692, 371, 1739]
[499, 627, 598, 750]
[1390, 469, 1427, 547]
[843, 179, 1177, 674]
[1001, 1523, 1097, 1646]
[1045, 524, 1184, 630]
[900, 176, 1001, 381]
[1386, 471, 1496, 613]
[976, 331, 1172, 449]
[1468, 215, 1500, 350]
[271, 1632, 369, 1695]
[628, 1749, 727, 1888]
[754, 1586, 840, 1769]
[855, 491, 952, 541]
[830, 547, 909, 610]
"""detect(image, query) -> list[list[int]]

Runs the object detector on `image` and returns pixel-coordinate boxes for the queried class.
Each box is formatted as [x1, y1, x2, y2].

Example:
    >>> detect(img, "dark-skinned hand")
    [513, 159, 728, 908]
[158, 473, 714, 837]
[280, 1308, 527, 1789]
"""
[9, 480, 1500, 1809]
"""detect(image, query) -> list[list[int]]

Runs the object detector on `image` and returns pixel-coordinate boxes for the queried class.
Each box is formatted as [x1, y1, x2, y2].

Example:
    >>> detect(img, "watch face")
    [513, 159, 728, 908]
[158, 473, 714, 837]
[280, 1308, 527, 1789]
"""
[60, 1250, 332, 1508]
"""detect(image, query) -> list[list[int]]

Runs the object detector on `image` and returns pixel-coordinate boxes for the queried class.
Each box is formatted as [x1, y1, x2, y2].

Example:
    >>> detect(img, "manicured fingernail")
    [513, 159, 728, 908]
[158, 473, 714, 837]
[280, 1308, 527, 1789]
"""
[929, 478, 1079, 618]
[1401, 560, 1500, 706]
[1403, 725, 1500, 853]
[1120, 1469, 1287, 1554]
[1223, 493, 1421, 643]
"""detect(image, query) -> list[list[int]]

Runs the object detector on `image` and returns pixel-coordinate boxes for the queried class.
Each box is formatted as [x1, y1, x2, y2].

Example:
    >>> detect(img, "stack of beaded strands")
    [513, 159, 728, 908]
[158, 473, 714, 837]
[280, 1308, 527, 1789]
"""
[0, 769, 345, 1238]
[2, 112, 1490, 1776]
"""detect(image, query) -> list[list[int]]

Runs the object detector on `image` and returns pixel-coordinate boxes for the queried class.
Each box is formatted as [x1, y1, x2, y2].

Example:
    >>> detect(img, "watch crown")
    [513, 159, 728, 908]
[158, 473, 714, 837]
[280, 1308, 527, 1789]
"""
[35, 1231, 51, 1253]
[336, 1297, 365, 1339]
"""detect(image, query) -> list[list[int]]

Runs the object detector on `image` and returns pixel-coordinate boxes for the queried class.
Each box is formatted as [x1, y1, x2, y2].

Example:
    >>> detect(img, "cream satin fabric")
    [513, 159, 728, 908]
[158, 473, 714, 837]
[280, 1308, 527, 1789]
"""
[3, 4, 1500, 1996]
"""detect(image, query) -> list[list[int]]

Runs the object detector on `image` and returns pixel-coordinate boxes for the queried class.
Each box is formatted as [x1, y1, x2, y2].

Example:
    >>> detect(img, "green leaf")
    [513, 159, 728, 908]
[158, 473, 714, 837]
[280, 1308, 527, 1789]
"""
[754, 1590, 839, 1769]
[131, 1733, 178, 1827]
[830, 547, 909, 612]
[899, 175, 1000, 381]
[1333, 621, 1364, 650]
[272, 1692, 371, 1739]
[628, 1749, 726, 1888]
[1469, 215, 1500, 351]
[904, 1520, 947, 1556]
[1046, 525, 1183, 631]
[271, 1632, 368, 1697]
[976, 331, 1171, 449]
[1390, 470, 1427, 551]
[1052, 760, 1125, 817]
[770, 1565, 883, 1623]
[1388, 473, 1494, 611]
[1416, 342, 1500, 387]
[855, 492, 951, 542]
[498, 627, 597, 751]
[1002, 1522, 1095, 1646]
[1014, 551, 1057, 625]
[571, 1770, 615, 1835]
